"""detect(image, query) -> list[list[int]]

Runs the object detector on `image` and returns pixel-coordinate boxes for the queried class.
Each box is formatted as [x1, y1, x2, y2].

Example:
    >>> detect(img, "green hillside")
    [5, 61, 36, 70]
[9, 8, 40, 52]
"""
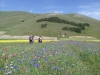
[0, 11, 100, 38]
[0, 11, 39, 30]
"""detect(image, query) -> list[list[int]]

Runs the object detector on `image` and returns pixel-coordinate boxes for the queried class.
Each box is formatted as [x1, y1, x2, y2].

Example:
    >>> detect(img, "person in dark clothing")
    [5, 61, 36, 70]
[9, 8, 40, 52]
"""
[38, 36, 42, 43]
[29, 35, 34, 44]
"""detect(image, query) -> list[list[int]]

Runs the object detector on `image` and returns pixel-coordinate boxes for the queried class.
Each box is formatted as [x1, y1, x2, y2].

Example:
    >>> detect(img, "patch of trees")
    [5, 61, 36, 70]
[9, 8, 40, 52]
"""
[62, 23, 87, 33]
[36, 17, 90, 27]
[36, 17, 90, 33]
[36, 17, 70, 24]
[62, 27, 81, 33]
[41, 23, 47, 28]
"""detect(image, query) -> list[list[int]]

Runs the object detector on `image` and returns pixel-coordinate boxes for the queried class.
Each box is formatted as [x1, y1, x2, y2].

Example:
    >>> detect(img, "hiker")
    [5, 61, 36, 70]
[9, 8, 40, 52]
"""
[38, 36, 42, 43]
[29, 35, 34, 44]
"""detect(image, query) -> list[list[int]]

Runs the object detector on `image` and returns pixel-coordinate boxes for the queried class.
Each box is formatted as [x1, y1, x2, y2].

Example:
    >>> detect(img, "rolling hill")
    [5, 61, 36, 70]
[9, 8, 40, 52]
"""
[0, 11, 100, 38]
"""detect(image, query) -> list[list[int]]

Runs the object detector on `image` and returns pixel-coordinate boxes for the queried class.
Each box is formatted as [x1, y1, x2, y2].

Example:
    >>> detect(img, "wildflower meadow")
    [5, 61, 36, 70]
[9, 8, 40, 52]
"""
[0, 40, 100, 75]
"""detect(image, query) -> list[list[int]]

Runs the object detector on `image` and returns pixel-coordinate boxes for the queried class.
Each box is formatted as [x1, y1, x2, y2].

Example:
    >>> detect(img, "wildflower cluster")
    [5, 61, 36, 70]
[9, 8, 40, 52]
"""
[0, 40, 100, 75]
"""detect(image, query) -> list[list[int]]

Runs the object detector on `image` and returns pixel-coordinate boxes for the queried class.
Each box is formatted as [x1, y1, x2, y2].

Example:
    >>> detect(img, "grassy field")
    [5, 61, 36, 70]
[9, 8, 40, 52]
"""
[0, 11, 100, 75]
[0, 11, 100, 38]
[0, 40, 100, 75]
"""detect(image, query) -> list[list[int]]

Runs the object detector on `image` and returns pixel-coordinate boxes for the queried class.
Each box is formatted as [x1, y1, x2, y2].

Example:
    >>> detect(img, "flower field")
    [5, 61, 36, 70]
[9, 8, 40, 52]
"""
[0, 40, 100, 75]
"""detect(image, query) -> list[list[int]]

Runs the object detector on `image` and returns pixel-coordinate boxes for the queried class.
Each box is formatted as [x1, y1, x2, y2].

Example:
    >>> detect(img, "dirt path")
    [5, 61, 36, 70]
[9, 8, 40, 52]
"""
[0, 34, 57, 40]
[0, 31, 57, 40]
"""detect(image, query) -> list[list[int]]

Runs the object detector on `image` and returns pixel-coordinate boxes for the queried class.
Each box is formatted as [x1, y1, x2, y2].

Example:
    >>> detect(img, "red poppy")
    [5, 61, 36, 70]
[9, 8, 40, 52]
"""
[35, 56, 39, 58]
[51, 62, 55, 64]
[21, 67, 25, 71]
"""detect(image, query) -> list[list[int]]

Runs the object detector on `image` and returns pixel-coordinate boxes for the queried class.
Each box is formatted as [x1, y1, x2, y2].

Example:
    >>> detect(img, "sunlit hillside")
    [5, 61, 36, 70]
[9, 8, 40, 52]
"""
[0, 11, 100, 38]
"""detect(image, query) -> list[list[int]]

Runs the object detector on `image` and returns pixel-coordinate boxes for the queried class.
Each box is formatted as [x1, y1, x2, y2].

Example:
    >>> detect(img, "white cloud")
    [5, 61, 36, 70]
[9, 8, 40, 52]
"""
[52, 10, 63, 13]
[42, 10, 64, 14]
[79, 6, 91, 9]
[79, 11, 100, 20]
[78, 2, 100, 20]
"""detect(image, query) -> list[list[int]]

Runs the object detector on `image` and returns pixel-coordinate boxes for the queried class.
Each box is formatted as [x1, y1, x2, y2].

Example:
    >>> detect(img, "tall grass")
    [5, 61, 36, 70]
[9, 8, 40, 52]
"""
[0, 41, 100, 75]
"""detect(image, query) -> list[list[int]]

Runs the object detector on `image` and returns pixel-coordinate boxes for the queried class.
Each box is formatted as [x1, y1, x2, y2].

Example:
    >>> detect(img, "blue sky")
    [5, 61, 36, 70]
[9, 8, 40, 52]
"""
[0, 0, 100, 20]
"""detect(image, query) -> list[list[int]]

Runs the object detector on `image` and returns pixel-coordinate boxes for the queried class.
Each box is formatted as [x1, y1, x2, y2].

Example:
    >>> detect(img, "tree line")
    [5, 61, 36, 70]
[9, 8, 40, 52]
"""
[62, 27, 81, 33]
[36, 17, 90, 33]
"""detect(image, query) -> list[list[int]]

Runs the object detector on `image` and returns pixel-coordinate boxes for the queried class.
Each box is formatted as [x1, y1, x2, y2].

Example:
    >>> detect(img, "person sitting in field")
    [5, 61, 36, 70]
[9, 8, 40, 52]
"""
[29, 35, 34, 44]
[38, 36, 42, 43]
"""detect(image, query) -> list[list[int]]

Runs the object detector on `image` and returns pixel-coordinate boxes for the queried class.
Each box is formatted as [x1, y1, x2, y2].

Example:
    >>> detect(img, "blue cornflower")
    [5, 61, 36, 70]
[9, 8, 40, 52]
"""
[14, 66, 20, 70]
[54, 67, 59, 71]
[0, 68, 5, 71]
[44, 58, 48, 61]
[30, 62, 39, 67]
[35, 64, 39, 67]
[14, 66, 18, 68]
[30, 63, 35, 66]
[32, 59, 37, 63]
[17, 59, 21, 63]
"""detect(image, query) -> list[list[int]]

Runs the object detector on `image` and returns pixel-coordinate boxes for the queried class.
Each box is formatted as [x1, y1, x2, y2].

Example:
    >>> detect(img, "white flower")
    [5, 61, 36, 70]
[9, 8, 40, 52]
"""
[11, 61, 14, 64]
[6, 71, 12, 75]
[2, 53, 5, 56]
[5, 66, 8, 68]
[38, 61, 40, 63]
[10, 66, 13, 69]
[10, 64, 13, 66]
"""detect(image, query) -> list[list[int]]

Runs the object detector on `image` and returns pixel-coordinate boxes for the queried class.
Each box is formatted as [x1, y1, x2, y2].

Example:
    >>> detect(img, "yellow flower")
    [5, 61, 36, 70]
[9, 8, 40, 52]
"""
[0, 40, 58, 43]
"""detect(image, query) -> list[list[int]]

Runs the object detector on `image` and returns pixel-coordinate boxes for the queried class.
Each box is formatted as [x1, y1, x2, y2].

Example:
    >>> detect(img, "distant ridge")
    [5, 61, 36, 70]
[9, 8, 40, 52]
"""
[0, 11, 100, 38]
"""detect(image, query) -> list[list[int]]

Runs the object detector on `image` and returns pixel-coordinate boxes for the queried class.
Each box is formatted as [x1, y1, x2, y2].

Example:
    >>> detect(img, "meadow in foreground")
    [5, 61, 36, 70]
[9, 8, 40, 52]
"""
[0, 40, 100, 75]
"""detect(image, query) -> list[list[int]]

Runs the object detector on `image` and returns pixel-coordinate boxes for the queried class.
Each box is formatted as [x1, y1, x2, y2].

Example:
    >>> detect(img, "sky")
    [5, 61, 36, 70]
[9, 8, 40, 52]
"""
[0, 0, 100, 20]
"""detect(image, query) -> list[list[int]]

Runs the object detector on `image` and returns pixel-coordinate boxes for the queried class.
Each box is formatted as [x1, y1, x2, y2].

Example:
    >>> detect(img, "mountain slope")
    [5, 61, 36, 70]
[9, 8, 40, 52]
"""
[0, 11, 100, 38]
[0, 11, 39, 30]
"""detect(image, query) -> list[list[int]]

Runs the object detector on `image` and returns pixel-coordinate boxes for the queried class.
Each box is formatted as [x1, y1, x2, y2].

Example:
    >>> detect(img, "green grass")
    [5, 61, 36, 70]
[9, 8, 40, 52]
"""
[0, 11, 100, 38]
[0, 41, 100, 75]
[61, 37, 98, 41]
[0, 11, 39, 30]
